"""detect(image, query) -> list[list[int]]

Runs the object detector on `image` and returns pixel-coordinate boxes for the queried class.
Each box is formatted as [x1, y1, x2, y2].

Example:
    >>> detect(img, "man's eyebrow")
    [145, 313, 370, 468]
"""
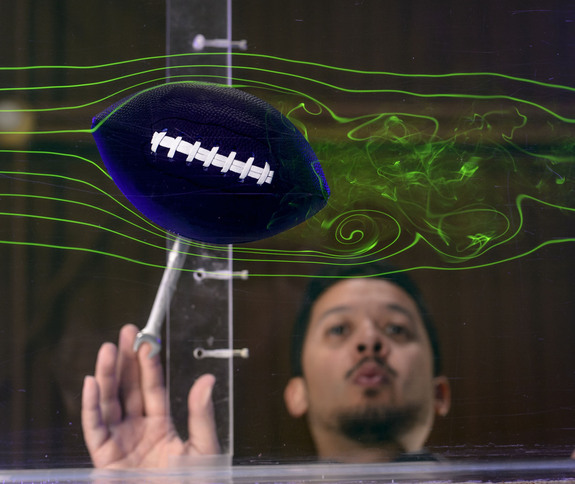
[315, 305, 353, 325]
[315, 303, 418, 326]
[386, 303, 417, 323]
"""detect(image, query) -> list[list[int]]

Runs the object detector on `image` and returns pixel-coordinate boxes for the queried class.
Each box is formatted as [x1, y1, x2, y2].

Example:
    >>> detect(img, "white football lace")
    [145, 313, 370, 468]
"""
[151, 130, 274, 185]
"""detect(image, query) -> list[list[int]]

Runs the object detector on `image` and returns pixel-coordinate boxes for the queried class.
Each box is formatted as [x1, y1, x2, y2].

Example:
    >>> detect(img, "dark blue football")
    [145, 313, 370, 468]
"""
[91, 82, 330, 244]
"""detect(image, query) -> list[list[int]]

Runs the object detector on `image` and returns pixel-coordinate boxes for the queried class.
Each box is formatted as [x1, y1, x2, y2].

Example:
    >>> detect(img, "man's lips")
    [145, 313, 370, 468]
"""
[346, 359, 395, 387]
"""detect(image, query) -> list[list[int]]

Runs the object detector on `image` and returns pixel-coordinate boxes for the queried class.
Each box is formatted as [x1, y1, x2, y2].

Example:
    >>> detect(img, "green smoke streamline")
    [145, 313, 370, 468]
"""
[302, 106, 574, 267]
[0, 53, 573, 276]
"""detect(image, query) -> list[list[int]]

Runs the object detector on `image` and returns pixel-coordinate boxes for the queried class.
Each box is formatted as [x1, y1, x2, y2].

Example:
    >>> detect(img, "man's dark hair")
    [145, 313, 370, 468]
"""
[290, 262, 443, 377]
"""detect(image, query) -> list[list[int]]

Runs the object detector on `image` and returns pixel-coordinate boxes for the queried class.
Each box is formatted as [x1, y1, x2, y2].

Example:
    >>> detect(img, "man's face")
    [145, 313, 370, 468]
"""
[295, 278, 442, 443]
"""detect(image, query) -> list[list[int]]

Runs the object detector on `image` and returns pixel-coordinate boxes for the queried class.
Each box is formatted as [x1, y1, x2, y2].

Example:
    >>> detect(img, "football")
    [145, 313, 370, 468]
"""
[92, 82, 330, 244]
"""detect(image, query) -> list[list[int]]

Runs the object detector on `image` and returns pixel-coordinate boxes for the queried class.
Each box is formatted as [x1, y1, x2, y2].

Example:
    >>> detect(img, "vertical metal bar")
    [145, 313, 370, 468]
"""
[164, 0, 234, 461]
[225, 0, 234, 457]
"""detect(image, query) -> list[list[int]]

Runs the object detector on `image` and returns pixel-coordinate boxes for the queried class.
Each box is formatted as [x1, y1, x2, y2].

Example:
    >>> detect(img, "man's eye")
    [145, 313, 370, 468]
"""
[327, 324, 348, 336]
[385, 324, 410, 338]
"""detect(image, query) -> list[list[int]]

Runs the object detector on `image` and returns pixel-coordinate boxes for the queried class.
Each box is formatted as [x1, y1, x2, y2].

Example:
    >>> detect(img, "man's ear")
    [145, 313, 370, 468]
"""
[284, 377, 309, 418]
[433, 376, 451, 417]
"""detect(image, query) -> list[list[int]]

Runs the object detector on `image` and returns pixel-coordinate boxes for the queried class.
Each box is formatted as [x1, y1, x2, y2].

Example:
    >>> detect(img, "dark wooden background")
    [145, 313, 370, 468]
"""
[0, 0, 574, 467]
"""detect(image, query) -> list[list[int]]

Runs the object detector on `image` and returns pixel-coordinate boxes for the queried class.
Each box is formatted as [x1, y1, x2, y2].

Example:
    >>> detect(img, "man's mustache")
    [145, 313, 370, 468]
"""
[344, 356, 398, 380]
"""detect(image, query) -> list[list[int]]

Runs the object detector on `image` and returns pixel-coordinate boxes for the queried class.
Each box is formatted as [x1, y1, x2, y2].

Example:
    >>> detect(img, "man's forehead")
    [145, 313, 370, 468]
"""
[310, 278, 423, 323]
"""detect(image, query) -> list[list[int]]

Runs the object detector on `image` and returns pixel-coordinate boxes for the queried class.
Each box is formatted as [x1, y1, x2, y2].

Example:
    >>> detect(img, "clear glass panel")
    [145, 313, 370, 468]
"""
[1, 0, 575, 481]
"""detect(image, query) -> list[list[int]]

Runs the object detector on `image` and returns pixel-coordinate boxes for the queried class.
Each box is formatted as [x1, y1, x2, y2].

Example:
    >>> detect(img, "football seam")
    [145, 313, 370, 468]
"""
[151, 130, 274, 185]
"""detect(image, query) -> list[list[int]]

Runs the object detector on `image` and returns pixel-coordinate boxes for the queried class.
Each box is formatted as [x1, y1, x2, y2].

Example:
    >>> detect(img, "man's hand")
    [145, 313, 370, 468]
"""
[81, 324, 220, 468]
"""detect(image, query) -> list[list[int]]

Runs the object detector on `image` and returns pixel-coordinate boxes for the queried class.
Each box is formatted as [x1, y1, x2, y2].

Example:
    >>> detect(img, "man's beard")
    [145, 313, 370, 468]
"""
[336, 404, 422, 445]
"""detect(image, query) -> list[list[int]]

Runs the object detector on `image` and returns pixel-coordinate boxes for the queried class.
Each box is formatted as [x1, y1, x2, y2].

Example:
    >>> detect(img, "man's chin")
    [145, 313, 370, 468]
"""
[363, 386, 390, 399]
[336, 403, 422, 445]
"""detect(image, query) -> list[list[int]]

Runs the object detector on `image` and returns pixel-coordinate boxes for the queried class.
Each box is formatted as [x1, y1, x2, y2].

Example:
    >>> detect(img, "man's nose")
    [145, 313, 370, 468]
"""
[355, 322, 387, 355]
